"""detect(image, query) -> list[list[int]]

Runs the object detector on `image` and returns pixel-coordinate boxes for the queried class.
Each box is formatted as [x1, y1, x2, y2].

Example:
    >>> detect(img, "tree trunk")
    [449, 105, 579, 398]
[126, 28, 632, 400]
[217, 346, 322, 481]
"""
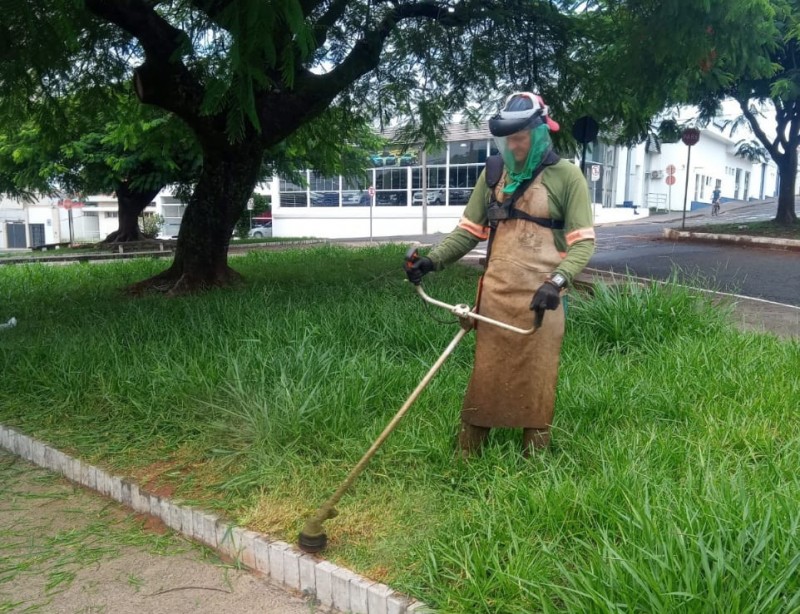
[102, 183, 161, 243]
[126, 140, 264, 296]
[775, 151, 799, 225]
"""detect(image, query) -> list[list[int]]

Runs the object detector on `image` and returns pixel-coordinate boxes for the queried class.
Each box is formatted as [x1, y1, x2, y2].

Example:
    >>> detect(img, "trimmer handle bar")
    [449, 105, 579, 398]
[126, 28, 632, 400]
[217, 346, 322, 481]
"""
[406, 247, 544, 333]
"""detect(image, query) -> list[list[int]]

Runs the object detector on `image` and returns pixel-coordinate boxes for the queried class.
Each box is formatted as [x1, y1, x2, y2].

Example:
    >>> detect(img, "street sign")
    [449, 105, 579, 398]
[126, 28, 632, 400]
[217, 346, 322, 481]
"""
[58, 198, 85, 210]
[368, 186, 375, 197]
[681, 128, 700, 147]
[665, 175, 676, 186]
[590, 165, 601, 182]
[572, 116, 599, 144]
[666, 164, 676, 176]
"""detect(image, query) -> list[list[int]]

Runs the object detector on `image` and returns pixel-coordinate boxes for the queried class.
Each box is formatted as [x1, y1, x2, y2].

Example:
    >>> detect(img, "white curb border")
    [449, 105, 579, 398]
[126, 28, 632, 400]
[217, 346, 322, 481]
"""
[663, 227, 800, 251]
[0, 424, 433, 614]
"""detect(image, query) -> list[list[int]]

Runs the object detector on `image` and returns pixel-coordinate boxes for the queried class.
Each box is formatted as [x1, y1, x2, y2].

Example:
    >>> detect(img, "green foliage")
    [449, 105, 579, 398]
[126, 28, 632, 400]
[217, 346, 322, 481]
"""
[567, 277, 731, 355]
[0, 86, 201, 201]
[139, 213, 164, 239]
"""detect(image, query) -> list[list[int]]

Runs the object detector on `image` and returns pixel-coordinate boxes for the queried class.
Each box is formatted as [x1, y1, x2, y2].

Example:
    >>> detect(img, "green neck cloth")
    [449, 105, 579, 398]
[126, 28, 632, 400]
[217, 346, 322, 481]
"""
[502, 125, 552, 194]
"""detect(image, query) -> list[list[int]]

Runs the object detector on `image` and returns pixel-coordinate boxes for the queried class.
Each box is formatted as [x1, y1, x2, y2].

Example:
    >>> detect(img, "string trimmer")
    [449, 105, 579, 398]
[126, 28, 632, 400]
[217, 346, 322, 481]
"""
[297, 248, 544, 553]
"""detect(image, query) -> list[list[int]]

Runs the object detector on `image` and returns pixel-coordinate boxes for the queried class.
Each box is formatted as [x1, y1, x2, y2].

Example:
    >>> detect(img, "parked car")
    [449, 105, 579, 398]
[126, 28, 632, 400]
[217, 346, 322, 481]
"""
[375, 191, 405, 206]
[448, 187, 472, 205]
[412, 190, 444, 205]
[248, 222, 272, 238]
[310, 192, 339, 206]
[342, 191, 370, 206]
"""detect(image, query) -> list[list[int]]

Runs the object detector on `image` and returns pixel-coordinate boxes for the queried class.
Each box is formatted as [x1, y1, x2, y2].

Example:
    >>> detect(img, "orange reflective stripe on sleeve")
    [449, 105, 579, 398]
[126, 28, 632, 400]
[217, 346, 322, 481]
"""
[566, 227, 596, 246]
[458, 217, 490, 240]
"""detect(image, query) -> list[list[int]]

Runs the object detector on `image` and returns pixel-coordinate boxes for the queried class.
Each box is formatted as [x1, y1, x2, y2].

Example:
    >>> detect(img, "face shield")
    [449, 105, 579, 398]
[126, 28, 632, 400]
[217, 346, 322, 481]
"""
[491, 118, 544, 173]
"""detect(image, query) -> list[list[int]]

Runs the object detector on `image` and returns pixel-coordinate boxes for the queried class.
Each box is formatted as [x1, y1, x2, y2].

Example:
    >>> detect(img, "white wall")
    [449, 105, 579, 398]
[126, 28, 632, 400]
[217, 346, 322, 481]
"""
[620, 127, 773, 212]
[274, 206, 461, 239]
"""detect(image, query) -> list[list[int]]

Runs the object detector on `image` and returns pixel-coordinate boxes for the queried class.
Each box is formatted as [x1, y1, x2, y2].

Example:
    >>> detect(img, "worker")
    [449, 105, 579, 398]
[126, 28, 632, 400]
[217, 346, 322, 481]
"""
[405, 92, 595, 456]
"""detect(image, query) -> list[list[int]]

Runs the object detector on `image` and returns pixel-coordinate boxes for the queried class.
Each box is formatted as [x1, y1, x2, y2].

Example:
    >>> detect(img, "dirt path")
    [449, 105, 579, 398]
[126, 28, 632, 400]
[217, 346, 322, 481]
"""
[0, 452, 320, 614]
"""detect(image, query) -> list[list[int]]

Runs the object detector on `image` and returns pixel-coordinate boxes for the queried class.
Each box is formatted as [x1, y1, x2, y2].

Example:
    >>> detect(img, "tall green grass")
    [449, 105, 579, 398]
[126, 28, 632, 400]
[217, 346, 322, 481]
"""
[1, 246, 798, 612]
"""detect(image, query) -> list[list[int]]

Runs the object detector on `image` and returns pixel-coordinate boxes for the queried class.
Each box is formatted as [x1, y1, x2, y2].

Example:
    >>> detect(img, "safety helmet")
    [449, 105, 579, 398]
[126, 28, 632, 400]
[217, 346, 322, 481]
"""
[488, 92, 560, 137]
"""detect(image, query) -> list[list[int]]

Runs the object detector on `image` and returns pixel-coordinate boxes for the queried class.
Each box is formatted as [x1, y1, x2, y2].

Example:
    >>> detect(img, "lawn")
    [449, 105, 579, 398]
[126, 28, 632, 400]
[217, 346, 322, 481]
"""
[1, 245, 799, 612]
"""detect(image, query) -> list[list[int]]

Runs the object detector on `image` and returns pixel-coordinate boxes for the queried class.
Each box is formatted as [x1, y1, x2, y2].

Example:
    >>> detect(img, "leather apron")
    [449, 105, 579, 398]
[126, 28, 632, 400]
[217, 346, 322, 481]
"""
[461, 173, 565, 428]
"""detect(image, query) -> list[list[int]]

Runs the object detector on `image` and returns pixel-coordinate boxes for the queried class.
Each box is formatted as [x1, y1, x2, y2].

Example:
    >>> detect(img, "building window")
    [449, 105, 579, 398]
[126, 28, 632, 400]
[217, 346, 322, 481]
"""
[449, 140, 487, 165]
[309, 173, 340, 207]
[279, 176, 308, 207]
[105, 212, 118, 218]
[375, 168, 408, 206]
[342, 175, 369, 207]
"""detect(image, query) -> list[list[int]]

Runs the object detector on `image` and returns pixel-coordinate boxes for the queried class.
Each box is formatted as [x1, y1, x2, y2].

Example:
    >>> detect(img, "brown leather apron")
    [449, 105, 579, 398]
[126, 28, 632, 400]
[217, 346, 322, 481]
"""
[461, 174, 565, 429]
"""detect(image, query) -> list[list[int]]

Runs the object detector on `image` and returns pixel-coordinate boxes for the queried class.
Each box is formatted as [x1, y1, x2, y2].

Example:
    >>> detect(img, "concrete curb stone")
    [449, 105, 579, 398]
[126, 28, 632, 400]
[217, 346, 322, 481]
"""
[0, 424, 428, 613]
[663, 227, 800, 251]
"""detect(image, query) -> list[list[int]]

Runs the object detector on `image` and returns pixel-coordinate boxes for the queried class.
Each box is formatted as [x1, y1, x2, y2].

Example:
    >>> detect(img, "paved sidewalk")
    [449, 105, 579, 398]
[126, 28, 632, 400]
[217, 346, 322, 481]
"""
[0, 451, 320, 614]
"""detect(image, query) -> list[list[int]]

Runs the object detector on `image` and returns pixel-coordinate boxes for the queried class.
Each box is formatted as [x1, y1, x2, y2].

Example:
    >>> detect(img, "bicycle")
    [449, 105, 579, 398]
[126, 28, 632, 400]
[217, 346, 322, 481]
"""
[711, 198, 721, 216]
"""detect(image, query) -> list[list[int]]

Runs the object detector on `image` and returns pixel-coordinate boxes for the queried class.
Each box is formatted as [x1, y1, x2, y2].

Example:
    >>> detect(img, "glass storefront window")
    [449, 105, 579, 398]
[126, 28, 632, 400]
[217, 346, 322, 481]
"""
[279, 177, 308, 208]
[450, 140, 489, 165]
[411, 166, 447, 206]
[375, 168, 408, 206]
[309, 173, 340, 207]
[426, 147, 447, 165]
[342, 175, 369, 206]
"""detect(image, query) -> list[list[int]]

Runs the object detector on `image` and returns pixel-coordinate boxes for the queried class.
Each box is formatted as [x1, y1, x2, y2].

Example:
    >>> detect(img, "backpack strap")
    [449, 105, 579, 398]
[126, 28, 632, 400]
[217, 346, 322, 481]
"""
[485, 154, 504, 189]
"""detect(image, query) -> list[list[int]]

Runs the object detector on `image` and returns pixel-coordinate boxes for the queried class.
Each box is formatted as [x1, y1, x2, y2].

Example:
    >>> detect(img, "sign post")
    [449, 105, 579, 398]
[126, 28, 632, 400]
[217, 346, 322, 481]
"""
[590, 164, 601, 216]
[58, 197, 85, 244]
[665, 164, 677, 211]
[572, 116, 599, 175]
[680, 129, 700, 229]
[368, 186, 376, 242]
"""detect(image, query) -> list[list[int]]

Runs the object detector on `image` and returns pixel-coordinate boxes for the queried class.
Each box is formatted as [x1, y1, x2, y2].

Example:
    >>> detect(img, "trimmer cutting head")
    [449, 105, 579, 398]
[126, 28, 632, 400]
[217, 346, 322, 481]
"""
[298, 530, 327, 553]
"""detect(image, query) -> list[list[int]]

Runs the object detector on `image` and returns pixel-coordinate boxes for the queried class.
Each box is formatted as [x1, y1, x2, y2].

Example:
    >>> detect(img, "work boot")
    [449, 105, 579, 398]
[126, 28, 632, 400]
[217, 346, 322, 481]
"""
[522, 428, 550, 457]
[458, 421, 489, 458]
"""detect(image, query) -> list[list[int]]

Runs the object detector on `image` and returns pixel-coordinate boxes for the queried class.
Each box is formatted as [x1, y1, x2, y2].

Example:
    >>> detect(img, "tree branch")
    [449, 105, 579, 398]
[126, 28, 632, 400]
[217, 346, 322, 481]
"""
[84, 0, 205, 122]
[302, 0, 477, 102]
[313, 0, 350, 49]
[186, 0, 238, 30]
[739, 97, 780, 161]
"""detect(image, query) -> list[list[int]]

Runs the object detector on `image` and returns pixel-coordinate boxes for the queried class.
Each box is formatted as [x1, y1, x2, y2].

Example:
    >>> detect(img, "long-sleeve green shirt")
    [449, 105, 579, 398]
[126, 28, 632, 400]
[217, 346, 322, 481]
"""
[427, 158, 596, 286]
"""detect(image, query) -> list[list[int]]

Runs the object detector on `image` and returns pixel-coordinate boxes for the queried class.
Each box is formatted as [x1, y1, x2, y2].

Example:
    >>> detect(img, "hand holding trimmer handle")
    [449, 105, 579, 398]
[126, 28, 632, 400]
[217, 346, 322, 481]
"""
[404, 247, 419, 271]
[404, 247, 433, 285]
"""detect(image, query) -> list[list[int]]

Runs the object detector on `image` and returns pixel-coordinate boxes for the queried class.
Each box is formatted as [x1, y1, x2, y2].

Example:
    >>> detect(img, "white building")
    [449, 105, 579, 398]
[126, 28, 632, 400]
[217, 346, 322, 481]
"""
[0, 193, 181, 249]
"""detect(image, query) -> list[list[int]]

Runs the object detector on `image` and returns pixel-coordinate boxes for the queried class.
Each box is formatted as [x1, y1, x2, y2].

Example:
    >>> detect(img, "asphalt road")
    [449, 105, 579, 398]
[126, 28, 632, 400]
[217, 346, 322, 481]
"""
[590, 207, 800, 307]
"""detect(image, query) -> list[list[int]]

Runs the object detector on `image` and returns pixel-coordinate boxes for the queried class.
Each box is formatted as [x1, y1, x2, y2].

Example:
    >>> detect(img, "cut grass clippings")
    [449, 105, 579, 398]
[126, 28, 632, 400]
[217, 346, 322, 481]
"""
[0, 454, 200, 611]
[1, 245, 799, 612]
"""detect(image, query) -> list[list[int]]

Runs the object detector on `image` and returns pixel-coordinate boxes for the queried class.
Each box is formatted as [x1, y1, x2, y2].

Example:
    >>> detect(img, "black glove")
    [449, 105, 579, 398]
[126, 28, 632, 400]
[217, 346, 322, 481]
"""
[530, 281, 561, 311]
[405, 256, 435, 284]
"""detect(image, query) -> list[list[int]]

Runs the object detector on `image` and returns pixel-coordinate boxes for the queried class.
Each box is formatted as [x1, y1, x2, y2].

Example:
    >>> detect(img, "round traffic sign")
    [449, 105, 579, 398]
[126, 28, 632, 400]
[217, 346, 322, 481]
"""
[572, 116, 599, 144]
[666, 164, 676, 176]
[665, 175, 676, 186]
[681, 128, 700, 147]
